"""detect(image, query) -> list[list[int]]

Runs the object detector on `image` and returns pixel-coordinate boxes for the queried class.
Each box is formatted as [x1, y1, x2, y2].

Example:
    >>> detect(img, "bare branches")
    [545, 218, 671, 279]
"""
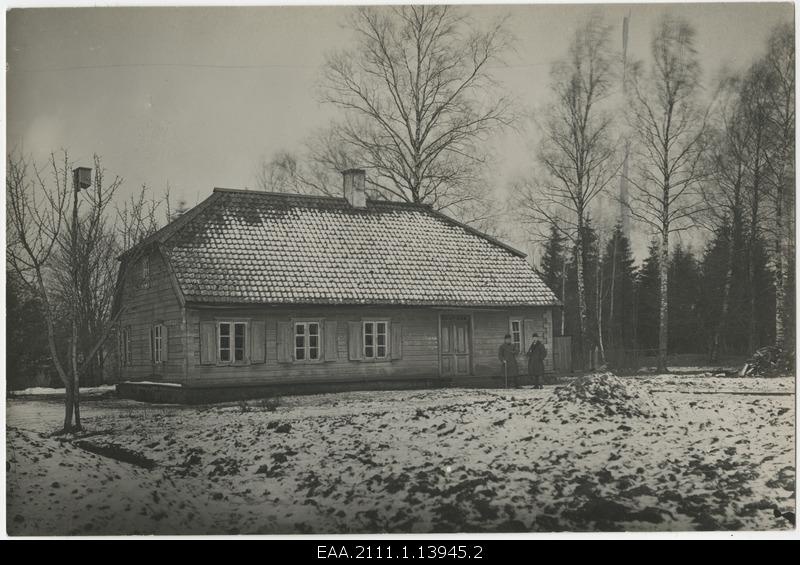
[6, 150, 72, 388]
[116, 185, 161, 251]
[7, 149, 163, 430]
[6, 151, 69, 282]
[516, 14, 619, 247]
[319, 5, 513, 215]
[512, 14, 619, 367]
[622, 14, 712, 371]
[624, 14, 711, 237]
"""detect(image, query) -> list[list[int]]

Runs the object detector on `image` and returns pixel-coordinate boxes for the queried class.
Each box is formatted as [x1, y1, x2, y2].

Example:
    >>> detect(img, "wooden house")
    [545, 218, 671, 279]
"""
[112, 169, 560, 402]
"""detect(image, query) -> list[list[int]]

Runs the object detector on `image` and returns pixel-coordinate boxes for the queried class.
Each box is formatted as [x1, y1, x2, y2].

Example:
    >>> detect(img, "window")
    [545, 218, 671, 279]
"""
[510, 319, 522, 353]
[295, 322, 321, 361]
[218, 321, 248, 364]
[153, 324, 164, 363]
[140, 256, 150, 289]
[363, 321, 388, 359]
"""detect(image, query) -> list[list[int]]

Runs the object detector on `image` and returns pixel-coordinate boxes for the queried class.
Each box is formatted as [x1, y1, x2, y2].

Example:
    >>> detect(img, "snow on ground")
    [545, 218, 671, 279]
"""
[8, 385, 117, 397]
[5, 373, 795, 534]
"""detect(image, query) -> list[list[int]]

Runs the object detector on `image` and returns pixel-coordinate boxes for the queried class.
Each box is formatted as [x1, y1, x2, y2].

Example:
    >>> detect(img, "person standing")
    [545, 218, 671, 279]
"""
[498, 334, 519, 388]
[527, 333, 547, 389]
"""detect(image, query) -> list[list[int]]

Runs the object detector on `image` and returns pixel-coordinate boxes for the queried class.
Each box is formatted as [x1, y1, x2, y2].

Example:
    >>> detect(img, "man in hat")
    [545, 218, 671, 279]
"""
[527, 333, 547, 389]
[498, 334, 520, 388]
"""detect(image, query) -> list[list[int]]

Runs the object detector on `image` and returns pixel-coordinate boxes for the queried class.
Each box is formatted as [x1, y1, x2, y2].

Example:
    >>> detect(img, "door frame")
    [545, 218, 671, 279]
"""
[438, 313, 473, 377]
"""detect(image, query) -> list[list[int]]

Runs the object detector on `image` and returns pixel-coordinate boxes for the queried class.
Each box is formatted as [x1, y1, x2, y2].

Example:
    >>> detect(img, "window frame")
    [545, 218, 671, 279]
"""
[140, 255, 150, 289]
[153, 323, 165, 364]
[362, 320, 390, 361]
[217, 320, 250, 365]
[293, 320, 323, 363]
[509, 318, 522, 353]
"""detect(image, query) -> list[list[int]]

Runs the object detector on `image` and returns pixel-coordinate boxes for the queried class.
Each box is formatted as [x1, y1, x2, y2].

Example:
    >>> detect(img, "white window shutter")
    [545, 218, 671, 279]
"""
[324, 321, 338, 362]
[391, 323, 402, 360]
[162, 324, 168, 364]
[251, 320, 267, 363]
[200, 321, 216, 365]
[348, 322, 363, 361]
[277, 321, 292, 363]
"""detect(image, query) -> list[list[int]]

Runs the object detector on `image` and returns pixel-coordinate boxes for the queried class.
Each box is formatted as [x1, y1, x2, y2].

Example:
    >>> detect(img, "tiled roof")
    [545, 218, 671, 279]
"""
[145, 188, 560, 307]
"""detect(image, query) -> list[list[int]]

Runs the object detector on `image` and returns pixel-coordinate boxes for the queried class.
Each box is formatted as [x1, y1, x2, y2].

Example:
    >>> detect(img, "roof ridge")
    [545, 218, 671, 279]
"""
[211, 187, 431, 210]
[212, 187, 344, 200]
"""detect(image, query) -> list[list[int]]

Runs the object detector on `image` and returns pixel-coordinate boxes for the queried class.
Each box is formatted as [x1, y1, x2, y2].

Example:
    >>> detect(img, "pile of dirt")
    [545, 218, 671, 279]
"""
[548, 373, 672, 419]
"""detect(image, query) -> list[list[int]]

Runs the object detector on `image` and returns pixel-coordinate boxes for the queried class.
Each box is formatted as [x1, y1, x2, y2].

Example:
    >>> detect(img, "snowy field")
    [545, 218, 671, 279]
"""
[6, 373, 795, 535]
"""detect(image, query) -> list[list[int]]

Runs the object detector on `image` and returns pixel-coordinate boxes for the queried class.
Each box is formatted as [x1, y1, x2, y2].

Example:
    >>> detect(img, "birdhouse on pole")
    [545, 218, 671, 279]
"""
[73, 167, 92, 191]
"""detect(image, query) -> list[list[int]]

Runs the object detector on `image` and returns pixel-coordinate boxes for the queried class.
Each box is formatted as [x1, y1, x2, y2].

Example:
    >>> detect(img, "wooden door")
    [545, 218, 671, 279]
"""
[440, 316, 471, 376]
[552, 336, 573, 373]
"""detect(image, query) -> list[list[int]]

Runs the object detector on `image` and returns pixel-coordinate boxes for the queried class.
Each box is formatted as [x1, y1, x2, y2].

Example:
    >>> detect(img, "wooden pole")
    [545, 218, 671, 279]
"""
[71, 170, 81, 430]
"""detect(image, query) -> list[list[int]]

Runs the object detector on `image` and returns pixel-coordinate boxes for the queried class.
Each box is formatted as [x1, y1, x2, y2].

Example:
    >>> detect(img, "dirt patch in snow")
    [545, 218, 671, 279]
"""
[5, 375, 795, 534]
[548, 373, 675, 419]
[73, 440, 157, 470]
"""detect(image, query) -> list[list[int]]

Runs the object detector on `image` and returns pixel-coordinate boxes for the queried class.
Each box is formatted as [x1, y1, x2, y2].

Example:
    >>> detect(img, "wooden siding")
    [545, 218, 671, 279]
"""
[471, 308, 553, 375]
[181, 304, 555, 388]
[114, 247, 186, 383]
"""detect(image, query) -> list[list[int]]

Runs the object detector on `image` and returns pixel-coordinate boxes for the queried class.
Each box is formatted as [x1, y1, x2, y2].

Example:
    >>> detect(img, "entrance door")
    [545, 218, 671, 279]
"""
[440, 316, 471, 376]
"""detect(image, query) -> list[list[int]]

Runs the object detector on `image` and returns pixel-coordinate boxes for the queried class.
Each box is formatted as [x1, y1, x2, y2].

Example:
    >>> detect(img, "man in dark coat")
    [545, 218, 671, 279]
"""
[498, 334, 519, 388]
[527, 334, 547, 389]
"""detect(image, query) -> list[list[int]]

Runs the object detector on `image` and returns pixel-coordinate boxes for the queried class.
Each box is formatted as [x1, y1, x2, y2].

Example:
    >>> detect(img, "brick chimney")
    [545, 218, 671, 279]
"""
[342, 168, 367, 208]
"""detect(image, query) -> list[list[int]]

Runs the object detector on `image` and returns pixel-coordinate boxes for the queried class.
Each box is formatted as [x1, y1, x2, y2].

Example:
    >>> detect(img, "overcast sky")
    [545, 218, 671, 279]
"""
[6, 2, 793, 259]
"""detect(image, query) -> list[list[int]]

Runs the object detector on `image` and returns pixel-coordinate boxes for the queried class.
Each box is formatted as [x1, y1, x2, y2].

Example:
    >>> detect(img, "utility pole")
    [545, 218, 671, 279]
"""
[619, 11, 632, 237]
[70, 166, 91, 430]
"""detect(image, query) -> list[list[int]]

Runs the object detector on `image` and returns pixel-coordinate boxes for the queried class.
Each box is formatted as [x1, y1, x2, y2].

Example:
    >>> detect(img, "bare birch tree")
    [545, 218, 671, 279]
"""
[319, 5, 513, 221]
[762, 23, 795, 351]
[515, 15, 619, 368]
[737, 61, 775, 354]
[703, 74, 752, 361]
[625, 15, 710, 371]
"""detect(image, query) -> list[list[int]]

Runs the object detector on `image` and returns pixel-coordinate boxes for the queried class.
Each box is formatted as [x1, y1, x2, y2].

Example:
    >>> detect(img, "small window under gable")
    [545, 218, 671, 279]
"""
[139, 255, 150, 289]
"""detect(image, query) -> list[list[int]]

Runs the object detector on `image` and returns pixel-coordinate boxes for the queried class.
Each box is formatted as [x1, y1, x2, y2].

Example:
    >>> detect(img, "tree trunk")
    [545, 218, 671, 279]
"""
[575, 223, 588, 370]
[560, 267, 566, 336]
[596, 252, 605, 364]
[64, 382, 75, 432]
[747, 159, 762, 355]
[747, 242, 758, 354]
[774, 185, 785, 350]
[72, 332, 82, 431]
[658, 228, 669, 372]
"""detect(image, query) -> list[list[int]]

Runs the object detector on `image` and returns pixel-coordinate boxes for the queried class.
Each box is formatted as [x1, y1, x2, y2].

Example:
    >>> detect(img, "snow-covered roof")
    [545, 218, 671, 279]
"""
[128, 188, 560, 307]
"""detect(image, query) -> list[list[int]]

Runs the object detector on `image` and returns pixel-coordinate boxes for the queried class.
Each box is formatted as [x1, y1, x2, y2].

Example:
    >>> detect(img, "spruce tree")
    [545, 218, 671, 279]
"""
[539, 224, 566, 300]
[668, 244, 702, 353]
[636, 240, 661, 353]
